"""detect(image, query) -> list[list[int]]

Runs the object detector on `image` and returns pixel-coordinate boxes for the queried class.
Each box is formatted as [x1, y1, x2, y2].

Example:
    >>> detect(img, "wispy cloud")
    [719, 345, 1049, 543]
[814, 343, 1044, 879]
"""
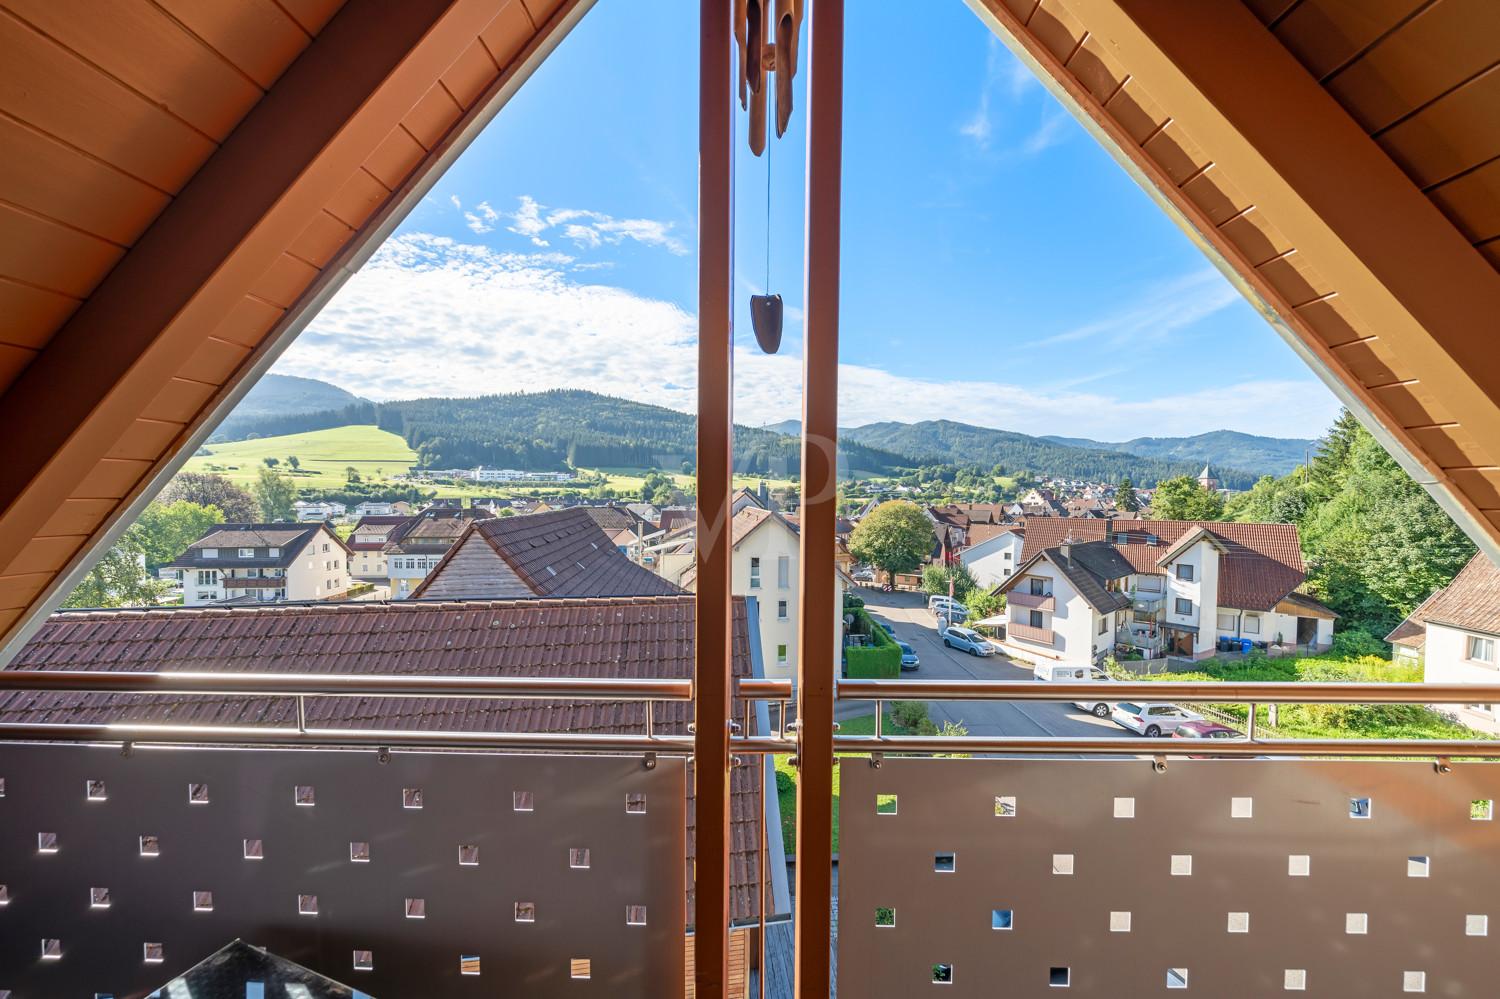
[959, 35, 1064, 156]
[1029, 269, 1244, 350]
[497, 195, 689, 254]
[1023, 106, 1071, 154]
[275, 234, 1338, 440]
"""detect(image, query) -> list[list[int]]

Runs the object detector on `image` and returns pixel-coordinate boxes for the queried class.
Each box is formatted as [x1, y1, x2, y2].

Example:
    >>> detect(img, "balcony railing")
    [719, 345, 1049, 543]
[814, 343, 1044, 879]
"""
[1005, 591, 1054, 612]
[1006, 622, 1055, 645]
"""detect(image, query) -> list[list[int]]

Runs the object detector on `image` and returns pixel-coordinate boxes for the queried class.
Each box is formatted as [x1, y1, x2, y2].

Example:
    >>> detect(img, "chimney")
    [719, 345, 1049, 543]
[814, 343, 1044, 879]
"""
[1060, 538, 1072, 560]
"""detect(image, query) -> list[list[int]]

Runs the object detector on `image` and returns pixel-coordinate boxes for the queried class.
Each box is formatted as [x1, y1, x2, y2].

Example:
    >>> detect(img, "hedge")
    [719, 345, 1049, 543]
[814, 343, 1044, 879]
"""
[845, 606, 901, 679]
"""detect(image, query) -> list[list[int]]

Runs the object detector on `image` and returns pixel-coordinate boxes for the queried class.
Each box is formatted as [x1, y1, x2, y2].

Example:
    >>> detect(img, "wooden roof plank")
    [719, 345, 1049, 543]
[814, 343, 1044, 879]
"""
[154, 0, 312, 90]
[0, 202, 125, 299]
[1376, 65, 1500, 188]
[1272, 0, 1432, 81]
[0, 278, 80, 352]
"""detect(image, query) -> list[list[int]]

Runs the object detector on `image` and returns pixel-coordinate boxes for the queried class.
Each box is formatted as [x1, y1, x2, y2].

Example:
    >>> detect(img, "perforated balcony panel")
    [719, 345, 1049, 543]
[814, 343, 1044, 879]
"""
[839, 757, 1500, 996]
[0, 744, 685, 996]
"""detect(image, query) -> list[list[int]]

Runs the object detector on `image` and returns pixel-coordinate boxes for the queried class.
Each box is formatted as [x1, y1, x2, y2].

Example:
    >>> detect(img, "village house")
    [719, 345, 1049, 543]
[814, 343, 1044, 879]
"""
[1387, 552, 1500, 734]
[352, 500, 396, 517]
[383, 506, 493, 598]
[995, 519, 1336, 666]
[346, 514, 411, 582]
[161, 523, 354, 605]
[292, 500, 346, 521]
[958, 525, 1026, 588]
[411, 508, 680, 600]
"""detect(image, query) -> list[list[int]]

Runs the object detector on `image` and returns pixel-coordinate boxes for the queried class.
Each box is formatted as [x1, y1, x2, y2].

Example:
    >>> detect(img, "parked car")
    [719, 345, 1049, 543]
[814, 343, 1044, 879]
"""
[872, 620, 894, 639]
[853, 567, 877, 583]
[1111, 701, 1204, 737]
[928, 595, 969, 617]
[1031, 664, 1115, 717]
[942, 626, 995, 657]
[1171, 720, 1244, 758]
[898, 641, 920, 671]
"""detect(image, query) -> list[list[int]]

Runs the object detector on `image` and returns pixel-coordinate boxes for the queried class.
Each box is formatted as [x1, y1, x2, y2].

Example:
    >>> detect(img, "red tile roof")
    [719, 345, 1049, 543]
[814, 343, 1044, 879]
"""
[1, 595, 764, 921]
[1385, 588, 1445, 649]
[1409, 552, 1500, 637]
[1018, 518, 1306, 612]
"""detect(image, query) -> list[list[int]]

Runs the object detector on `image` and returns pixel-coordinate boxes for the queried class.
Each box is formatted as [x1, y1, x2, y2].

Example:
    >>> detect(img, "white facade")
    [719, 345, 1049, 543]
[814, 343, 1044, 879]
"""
[729, 516, 846, 686]
[388, 554, 445, 597]
[174, 527, 350, 605]
[354, 501, 395, 517]
[960, 530, 1025, 589]
[1421, 622, 1500, 734]
[470, 467, 575, 482]
[294, 501, 346, 521]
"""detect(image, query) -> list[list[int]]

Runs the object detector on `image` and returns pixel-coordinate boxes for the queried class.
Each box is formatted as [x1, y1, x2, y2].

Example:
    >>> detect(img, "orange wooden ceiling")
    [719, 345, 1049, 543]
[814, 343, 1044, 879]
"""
[4, 0, 1500, 657]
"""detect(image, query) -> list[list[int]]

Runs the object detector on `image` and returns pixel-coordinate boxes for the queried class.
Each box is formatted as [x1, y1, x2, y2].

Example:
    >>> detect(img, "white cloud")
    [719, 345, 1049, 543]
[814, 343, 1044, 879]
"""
[1030, 269, 1243, 351]
[501, 195, 689, 254]
[463, 201, 500, 234]
[1023, 106, 1071, 155]
[960, 35, 1063, 155]
[275, 233, 1337, 441]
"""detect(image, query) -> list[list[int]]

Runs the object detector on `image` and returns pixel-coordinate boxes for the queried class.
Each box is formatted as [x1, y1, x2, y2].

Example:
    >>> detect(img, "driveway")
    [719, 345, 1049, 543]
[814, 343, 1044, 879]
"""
[855, 587, 1123, 746]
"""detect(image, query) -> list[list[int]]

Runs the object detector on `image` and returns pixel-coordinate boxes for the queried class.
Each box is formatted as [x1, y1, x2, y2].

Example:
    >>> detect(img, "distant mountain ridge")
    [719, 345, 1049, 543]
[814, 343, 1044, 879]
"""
[231, 373, 367, 418]
[1040, 430, 1312, 477]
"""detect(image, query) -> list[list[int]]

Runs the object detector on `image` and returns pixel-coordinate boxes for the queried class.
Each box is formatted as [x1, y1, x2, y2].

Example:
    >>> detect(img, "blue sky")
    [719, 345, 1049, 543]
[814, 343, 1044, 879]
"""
[277, 0, 1341, 441]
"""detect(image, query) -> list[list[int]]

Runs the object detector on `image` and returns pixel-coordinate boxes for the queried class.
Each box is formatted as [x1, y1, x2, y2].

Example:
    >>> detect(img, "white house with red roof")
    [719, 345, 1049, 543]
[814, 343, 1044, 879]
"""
[995, 519, 1336, 666]
[1387, 552, 1500, 733]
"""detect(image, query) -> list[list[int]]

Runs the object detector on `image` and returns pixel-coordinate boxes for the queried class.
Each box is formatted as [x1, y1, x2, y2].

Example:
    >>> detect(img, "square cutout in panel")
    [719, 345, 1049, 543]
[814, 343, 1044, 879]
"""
[90, 887, 110, 908]
[87, 780, 107, 801]
[626, 905, 647, 926]
[571, 958, 591, 979]
[876, 794, 897, 814]
[41, 939, 61, 960]
[1167, 969, 1188, 989]
[188, 783, 209, 805]
[1350, 797, 1371, 818]
[1110, 911, 1131, 932]
[1346, 913, 1368, 934]
[1403, 970, 1425, 992]
[192, 891, 213, 912]
[626, 793, 646, 814]
[352, 950, 372, 971]
[298, 894, 318, 915]
[140, 835, 159, 857]
[1231, 797, 1252, 818]
[38, 832, 58, 853]
[350, 842, 370, 863]
[991, 909, 1013, 930]
[244, 839, 263, 860]
[403, 788, 423, 809]
[144, 942, 164, 964]
[461, 956, 480, 976]
[875, 907, 895, 928]
[1284, 969, 1306, 990]
[1052, 854, 1073, 875]
[406, 898, 426, 919]
[1227, 912, 1248, 933]
[934, 853, 955, 873]
[295, 786, 315, 806]
[570, 848, 590, 869]
[994, 795, 1016, 817]
[515, 902, 535, 922]
[1170, 855, 1192, 876]
[0, 885, 9, 905]
[1049, 967, 1069, 987]
[932, 964, 952, 984]
[1408, 856, 1429, 877]
[0, 777, 5, 796]
[459, 845, 479, 866]
[1472, 799, 1492, 820]
[1288, 855, 1310, 876]
[1114, 797, 1135, 818]
[1467, 914, 1488, 936]
[513, 790, 533, 811]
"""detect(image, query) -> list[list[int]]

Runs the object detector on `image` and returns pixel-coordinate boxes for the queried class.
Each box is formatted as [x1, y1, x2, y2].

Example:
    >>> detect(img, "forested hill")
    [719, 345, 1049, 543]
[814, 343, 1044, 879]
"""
[842, 420, 1262, 489]
[228, 373, 366, 419]
[1042, 429, 1313, 477]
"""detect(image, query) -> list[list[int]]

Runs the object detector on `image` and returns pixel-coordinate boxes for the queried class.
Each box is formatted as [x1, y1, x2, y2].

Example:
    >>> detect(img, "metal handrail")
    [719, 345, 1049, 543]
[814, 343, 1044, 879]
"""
[829, 734, 1500, 757]
[0, 671, 693, 700]
[835, 679, 1500, 704]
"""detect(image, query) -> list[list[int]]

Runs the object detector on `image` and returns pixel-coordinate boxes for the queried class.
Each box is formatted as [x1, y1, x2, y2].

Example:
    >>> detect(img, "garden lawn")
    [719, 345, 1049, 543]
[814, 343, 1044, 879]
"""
[773, 711, 906, 856]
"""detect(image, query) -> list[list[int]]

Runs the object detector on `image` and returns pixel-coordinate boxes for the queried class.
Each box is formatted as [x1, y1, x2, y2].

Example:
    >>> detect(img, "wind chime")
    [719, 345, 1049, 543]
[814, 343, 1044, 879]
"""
[736, 0, 803, 354]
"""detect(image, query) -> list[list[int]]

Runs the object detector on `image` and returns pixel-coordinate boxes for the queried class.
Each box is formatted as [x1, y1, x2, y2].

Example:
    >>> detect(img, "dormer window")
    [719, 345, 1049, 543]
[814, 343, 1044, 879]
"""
[201, 548, 218, 559]
[238, 548, 255, 558]
[1146, 534, 1158, 546]
[269, 548, 279, 557]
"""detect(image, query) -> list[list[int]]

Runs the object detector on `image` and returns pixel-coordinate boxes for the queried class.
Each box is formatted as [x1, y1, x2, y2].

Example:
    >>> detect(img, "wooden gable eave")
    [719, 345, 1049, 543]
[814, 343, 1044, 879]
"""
[0, 0, 592, 661]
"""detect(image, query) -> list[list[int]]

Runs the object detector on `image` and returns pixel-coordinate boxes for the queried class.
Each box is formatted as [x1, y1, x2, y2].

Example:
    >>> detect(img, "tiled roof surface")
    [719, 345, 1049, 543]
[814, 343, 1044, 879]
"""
[165, 524, 327, 569]
[1385, 588, 1444, 649]
[441, 508, 681, 599]
[580, 505, 645, 532]
[1, 595, 763, 922]
[384, 510, 492, 554]
[659, 509, 696, 533]
[1020, 519, 1306, 612]
[1413, 552, 1500, 637]
[1011, 542, 1133, 615]
[965, 523, 1020, 546]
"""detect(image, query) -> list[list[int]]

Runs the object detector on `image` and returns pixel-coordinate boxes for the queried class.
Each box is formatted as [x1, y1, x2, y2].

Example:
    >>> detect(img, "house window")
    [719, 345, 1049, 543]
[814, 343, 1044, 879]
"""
[1244, 614, 1261, 635]
[196, 570, 217, 586]
[778, 555, 790, 589]
[1003, 552, 1012, 561]
[1467, 704, 1494, 716]
[1146, 533, 1158, 546]
[777, 644, 788, 666]
[750, 558, 761, 589]
[322, 543, 330, 553]
[238, 548, 255, 558]
[201, 548, 218, 559]
[1133, 610, 1152, 624]
[197, 592, 214, 600]
[1176, 564, 1194, 581]
[1468, 636, 1496, 665]
[334, 559, 340, 568]
[1098, 617, 1107, 635]
[1217, 612, 1236, 631]
[1003, 569, 1011, 577]
[269, 548, 279, 557]
[778, 600, 788, 621]
[1029, 577, 1046, 596]
[326, 580, 332, 590]
[1029, 610, 1044, 628]
[1174, 598, 1193, 616]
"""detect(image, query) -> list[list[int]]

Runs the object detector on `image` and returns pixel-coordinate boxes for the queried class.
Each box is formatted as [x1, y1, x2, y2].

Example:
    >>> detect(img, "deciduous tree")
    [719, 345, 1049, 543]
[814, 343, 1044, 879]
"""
[157, 472, 257, 522]
[1151, 475, 1225, 521]
[849, 501, 934, 585]
[253, 466, 297, 522]
[60, 527, 164, 608]
[132, 501, 223, 573]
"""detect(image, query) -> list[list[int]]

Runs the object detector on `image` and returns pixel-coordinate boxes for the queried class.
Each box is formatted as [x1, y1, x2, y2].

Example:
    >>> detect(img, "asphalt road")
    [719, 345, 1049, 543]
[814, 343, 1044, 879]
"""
[855, 587, 1126, 744]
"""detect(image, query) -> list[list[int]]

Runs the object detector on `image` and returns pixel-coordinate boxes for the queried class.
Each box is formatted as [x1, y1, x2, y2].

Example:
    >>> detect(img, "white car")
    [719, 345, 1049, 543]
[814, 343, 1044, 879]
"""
[1111, 701, 1204, 737]
[1031, 665, 1116, 718]
[928, 594, 969, 615]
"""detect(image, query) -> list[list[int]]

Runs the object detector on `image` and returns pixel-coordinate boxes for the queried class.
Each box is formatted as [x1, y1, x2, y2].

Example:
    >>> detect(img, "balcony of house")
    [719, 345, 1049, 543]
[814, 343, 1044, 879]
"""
[1115, 625, 1165, 658]
[1005, 590, 1055, 613]
[1007, 622, 1055, 646]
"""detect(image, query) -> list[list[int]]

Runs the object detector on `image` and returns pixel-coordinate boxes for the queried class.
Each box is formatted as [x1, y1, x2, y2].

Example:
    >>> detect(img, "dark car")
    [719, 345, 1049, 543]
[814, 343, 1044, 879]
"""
[1171, 719, 1245, 758]
[898, 641, 920, 671]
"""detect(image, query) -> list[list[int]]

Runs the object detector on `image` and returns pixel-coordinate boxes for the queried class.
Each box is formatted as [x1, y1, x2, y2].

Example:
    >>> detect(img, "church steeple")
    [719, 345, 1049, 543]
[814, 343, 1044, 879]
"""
[1197, 463, 1220, 491]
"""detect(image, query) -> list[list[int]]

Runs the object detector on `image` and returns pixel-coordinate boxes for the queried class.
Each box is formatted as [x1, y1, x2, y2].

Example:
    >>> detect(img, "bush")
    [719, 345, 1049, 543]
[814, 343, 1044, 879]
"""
[845, 606, 901, 679]
[843, 594, 864, 609]
[775, 769, 795, 794]
[891, 701, 931, 730]
[921, 564, 978, 602]
[1329, 628, 1389, 659]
